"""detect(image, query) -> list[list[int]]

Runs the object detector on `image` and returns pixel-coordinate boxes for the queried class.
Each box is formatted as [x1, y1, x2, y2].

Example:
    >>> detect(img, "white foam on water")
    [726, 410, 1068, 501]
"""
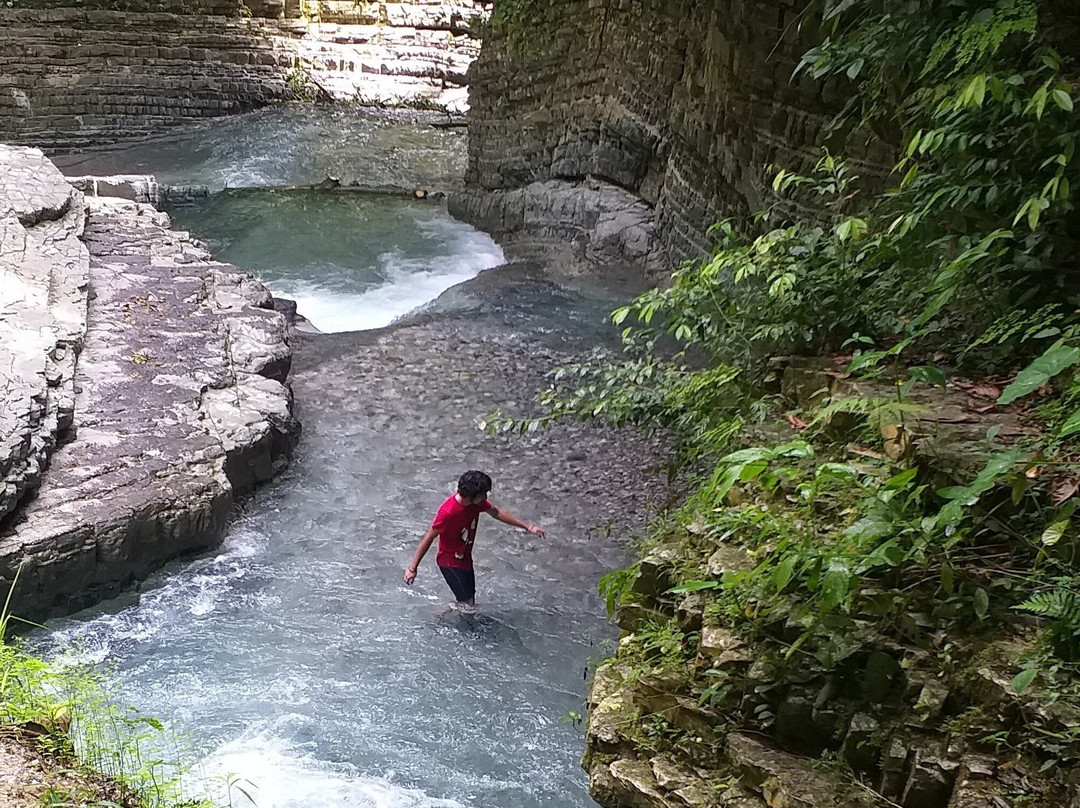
[41, 525, 270, 660]
[269, 220, 504, 334]
[190, 730, 467, 808]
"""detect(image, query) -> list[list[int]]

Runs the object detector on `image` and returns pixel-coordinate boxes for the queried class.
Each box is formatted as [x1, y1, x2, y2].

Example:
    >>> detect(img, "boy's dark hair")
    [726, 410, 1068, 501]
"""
[458, 470, 492, 499]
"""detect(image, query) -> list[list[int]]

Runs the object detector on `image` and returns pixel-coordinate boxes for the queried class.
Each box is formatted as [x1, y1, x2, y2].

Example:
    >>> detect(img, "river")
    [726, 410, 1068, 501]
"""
[35, 106, 665, 808]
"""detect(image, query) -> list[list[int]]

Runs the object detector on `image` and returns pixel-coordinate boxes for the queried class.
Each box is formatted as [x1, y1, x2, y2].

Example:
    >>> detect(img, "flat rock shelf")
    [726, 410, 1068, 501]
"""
[0, 146, 298, 622]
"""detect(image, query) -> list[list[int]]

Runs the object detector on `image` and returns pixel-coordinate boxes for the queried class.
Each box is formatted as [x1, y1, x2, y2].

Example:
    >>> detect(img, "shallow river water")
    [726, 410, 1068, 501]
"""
[33, 108, 663, 808]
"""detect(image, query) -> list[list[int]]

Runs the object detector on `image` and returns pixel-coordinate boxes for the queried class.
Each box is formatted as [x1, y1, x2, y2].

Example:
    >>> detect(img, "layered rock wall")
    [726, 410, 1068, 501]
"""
[0, 9, 298, 150]
[459, 0, 889, 264]
[296, 0, 488, 109]
[0, 0, 490, 150]
[0, 147, 298, 621]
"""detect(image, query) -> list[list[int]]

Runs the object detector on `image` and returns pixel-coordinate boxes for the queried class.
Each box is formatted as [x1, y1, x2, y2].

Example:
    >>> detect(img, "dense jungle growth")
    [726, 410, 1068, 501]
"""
[490, 0, 1080, 801]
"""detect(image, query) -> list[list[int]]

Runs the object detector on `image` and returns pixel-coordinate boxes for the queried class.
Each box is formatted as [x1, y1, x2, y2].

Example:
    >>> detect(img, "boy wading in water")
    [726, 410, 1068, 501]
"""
[403, 470, 546, 606]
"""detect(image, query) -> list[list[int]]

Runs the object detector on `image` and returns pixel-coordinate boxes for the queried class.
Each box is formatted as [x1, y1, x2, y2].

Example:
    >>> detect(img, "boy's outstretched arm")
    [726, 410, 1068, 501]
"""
[488, 505, 546, 538]
[404, 527, 438, 584]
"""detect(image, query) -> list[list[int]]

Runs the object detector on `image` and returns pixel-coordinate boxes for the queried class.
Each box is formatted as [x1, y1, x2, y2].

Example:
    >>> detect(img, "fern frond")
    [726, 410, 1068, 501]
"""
[812, 396, 927, 431]
[964, 303, 1065, 356]
[1016, 587, 1080, 639]
[1016, 589, 1074, 618]
[923, 0, 1039, 78]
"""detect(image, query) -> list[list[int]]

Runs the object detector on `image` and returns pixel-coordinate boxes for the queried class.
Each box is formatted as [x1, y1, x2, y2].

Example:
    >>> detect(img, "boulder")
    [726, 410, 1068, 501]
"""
[676, 591, 707, 632]
[608, 758, 678, 808]
[706, 546, 753, 579]
[841, 713, 881, 773]
[900, 744, 959, 808]
[726, 733, 874, 808]
[587, 686, 636, 752]
[698, 627, 751, 669]
[633, 543, 683, 603]
[650, 754, 698, 791]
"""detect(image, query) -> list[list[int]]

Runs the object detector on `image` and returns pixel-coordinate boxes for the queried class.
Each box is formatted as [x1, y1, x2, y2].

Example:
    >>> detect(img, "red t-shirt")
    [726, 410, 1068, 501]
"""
[433, 494, 491, 570]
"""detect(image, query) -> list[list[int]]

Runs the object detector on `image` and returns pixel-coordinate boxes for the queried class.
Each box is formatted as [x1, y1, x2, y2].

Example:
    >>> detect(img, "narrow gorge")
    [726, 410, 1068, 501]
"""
[1, 2, 1079, 808]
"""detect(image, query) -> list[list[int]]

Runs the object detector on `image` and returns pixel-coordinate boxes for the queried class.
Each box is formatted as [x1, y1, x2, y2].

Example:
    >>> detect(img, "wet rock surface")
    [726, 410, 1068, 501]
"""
[451, 178, 670, 280]
[0, 149, 297, 621]
[290, 300, 670, 561]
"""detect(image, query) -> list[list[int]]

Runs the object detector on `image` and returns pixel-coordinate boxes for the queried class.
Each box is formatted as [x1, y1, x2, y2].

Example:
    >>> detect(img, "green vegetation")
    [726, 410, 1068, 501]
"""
[491, 0, 1080, 793]
[0, 585, 212, 808]
[486, 0, 569, 53]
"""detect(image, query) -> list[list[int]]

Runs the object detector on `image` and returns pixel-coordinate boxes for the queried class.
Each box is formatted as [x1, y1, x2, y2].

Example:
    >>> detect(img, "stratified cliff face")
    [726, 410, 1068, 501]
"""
[0, 0, 489, 150]
[0, 5, 299, 150]
[458, 0, 891, 264]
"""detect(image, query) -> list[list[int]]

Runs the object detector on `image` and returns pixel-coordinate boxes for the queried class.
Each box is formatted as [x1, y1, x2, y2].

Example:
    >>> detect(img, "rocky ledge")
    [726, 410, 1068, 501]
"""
[451, 178, 671, 279]
[0, 146, 298, 622]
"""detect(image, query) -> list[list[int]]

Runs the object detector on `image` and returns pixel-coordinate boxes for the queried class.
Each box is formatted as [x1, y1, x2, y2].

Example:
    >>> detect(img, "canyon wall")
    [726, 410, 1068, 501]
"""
[0, 0, 489, 151]
[0, 7, 298, 150]
[456, 0, 891, 266]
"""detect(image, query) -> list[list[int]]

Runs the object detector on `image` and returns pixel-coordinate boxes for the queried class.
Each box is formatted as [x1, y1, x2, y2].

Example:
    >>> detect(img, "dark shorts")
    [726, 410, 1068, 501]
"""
[439, 566, 476, 602]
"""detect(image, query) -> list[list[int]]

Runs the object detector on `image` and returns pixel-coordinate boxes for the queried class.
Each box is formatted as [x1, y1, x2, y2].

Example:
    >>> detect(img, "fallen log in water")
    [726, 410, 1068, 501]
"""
[216, 178, 448, 200]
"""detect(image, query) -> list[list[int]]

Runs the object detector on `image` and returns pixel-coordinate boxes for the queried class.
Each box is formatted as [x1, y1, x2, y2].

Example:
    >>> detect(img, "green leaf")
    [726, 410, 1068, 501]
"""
[1011, 475, 1028, 505]
[1042, 519, 1068, 546]
[820, 563, 851, 611]
[1052, 88, 1074, 112]
[965, 74, 986, 107]
[940, 563, 954, 596]
[1012, 668, 1038, 694]
[1013, 198, 1037, 229]
[738, 460, 769, 482]
[998, 344, 1080, 404]
[884, 468, 918, 490]
[1059, 406, 1080, 438]
[668, 579, 723, 594]
[773, 556, 796, 592]
[816, 462, 858, 480]
[848, 350, 888, 374]
[938, 447, 1025, 506]
[907, 365, 946, 387]
[900, 162, 918, 189]
[906, 130, 923, 158]
[973, 587, 990, 620]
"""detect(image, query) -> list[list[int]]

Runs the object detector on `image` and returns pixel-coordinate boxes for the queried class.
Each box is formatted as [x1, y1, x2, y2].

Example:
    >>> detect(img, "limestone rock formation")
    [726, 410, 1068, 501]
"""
[0, 146, 89, 525]
[457, 0, 890, 267]
[0, 1, 490, 149]
[450, 178, 669, 279]
[0, 9, 299, 150]
[0, 147, 297, 621]
[296, 0, 487, 111]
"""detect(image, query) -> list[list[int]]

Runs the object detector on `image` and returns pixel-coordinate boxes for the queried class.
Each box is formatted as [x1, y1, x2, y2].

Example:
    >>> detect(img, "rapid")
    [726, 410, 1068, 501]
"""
[36, 107, 664, 808]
